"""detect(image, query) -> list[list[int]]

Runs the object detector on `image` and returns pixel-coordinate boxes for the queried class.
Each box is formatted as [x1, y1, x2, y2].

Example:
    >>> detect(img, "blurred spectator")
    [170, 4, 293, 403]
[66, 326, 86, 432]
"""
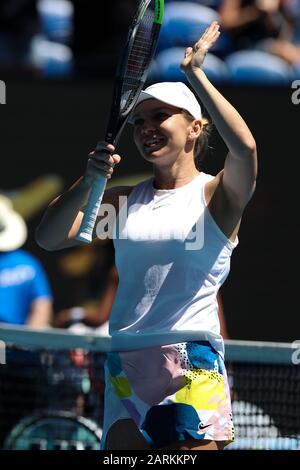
[0, 195, 52, 327]
[283, 0, 300, 43]
[0, 0, 38, 68]
[30, 0, 74, 78]
[43, 346, 105, 426]
[53, 240, 117, 333]
[220, 0, 300, 65]
[47, 241, 116, 427]
[37, 0, 73, 45]
[0, 0, 74, 77]
[29, 34, 74, 78]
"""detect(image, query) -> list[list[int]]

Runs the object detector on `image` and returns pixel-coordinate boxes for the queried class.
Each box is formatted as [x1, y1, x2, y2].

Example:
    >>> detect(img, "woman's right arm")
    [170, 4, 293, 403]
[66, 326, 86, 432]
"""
[35, 142, 122, 251]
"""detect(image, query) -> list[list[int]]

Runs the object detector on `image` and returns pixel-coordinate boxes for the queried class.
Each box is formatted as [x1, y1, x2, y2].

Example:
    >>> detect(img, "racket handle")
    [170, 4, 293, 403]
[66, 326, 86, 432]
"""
[75, 176, 107, 243]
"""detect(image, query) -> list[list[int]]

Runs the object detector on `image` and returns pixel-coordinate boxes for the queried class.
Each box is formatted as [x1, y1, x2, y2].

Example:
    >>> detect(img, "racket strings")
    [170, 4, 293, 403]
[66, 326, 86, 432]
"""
[127, 14, 155, 75]
[121, 4, 157, 113]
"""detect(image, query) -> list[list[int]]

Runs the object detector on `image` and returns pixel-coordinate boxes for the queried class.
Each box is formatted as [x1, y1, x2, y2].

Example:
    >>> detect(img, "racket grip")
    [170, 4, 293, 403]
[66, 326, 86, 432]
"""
[75, 176, 107, 243]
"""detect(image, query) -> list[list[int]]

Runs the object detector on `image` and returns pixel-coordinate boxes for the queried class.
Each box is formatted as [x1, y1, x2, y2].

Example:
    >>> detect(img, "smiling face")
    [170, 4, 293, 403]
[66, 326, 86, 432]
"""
[132, 99, 196, 166]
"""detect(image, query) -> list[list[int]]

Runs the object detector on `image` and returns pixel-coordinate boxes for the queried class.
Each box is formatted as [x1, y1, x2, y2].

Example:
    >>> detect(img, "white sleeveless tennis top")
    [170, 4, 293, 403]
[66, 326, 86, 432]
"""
[109, 172, 238, 358]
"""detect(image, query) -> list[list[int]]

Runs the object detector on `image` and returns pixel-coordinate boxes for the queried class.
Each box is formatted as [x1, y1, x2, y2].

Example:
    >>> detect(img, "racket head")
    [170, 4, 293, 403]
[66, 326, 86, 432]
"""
[106, 0, 164, 145]
[3, 411, 102, 450]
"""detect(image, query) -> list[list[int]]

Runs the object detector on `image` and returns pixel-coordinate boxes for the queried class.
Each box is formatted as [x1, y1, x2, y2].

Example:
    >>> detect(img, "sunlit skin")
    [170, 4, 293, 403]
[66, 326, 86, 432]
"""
[132, 99, 203, 190]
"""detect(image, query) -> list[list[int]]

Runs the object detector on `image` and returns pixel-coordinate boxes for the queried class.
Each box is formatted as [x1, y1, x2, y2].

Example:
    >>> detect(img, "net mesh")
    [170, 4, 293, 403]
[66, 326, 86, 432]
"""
[0, 327, 300, 450]
[227, 361, 300, 449]
[0, 344, 105, 450]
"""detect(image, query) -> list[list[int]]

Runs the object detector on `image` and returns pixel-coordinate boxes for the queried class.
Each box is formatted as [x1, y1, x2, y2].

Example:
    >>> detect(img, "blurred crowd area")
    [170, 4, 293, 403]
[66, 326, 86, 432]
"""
[0, 0, 299, 84]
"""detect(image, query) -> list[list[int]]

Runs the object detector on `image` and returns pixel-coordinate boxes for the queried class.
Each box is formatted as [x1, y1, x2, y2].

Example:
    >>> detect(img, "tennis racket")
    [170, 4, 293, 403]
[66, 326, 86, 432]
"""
[4, 411, 103, 450]
[76, 0, 164, 243]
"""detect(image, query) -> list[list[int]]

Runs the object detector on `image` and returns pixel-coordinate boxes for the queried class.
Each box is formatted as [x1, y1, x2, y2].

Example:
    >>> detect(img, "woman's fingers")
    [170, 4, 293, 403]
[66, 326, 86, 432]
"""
[112, 154, 121, 164]
[90, 150, 115, 165]
[181, 21, 221, 71]
[90, 161, 114, 176]
[95, 141, 115, 153]
[197, 22, 220, 49]
[85, 140, 121, 181]
[89, 153, 121, 169]
[185, 47, 193, 57]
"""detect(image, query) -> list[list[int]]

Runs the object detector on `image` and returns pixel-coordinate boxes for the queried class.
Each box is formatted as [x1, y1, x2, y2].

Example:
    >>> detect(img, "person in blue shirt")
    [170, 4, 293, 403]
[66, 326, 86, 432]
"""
[0, 195, 52, 327]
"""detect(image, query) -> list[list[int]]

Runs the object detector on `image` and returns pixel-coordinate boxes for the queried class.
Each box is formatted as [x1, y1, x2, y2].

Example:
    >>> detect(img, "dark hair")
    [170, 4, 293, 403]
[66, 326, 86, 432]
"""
[182, 110, 213, 170]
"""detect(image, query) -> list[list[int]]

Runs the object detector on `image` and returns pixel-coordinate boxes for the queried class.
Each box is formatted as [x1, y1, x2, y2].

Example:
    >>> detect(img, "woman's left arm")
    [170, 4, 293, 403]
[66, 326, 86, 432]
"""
[182, 22, 258, 210]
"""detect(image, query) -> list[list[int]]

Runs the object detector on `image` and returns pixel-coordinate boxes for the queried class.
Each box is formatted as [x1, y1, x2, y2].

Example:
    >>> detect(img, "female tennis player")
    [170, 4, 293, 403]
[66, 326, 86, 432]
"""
[36, 22, 257, 450]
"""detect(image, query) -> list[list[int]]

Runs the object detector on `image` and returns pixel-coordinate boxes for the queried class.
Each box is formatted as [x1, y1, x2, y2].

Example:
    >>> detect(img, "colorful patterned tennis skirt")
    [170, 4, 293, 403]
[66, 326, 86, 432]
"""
[101, 341, 234, 449]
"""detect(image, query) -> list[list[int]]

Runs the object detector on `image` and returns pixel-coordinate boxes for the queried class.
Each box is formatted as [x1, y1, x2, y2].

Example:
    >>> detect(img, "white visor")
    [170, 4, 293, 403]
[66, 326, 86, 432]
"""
[129, 82, 202, 123]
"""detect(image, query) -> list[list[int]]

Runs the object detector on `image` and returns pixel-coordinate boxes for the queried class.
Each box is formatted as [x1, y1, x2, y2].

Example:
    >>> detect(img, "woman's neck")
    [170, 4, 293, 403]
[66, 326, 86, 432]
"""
[153, 168, 200, 190]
